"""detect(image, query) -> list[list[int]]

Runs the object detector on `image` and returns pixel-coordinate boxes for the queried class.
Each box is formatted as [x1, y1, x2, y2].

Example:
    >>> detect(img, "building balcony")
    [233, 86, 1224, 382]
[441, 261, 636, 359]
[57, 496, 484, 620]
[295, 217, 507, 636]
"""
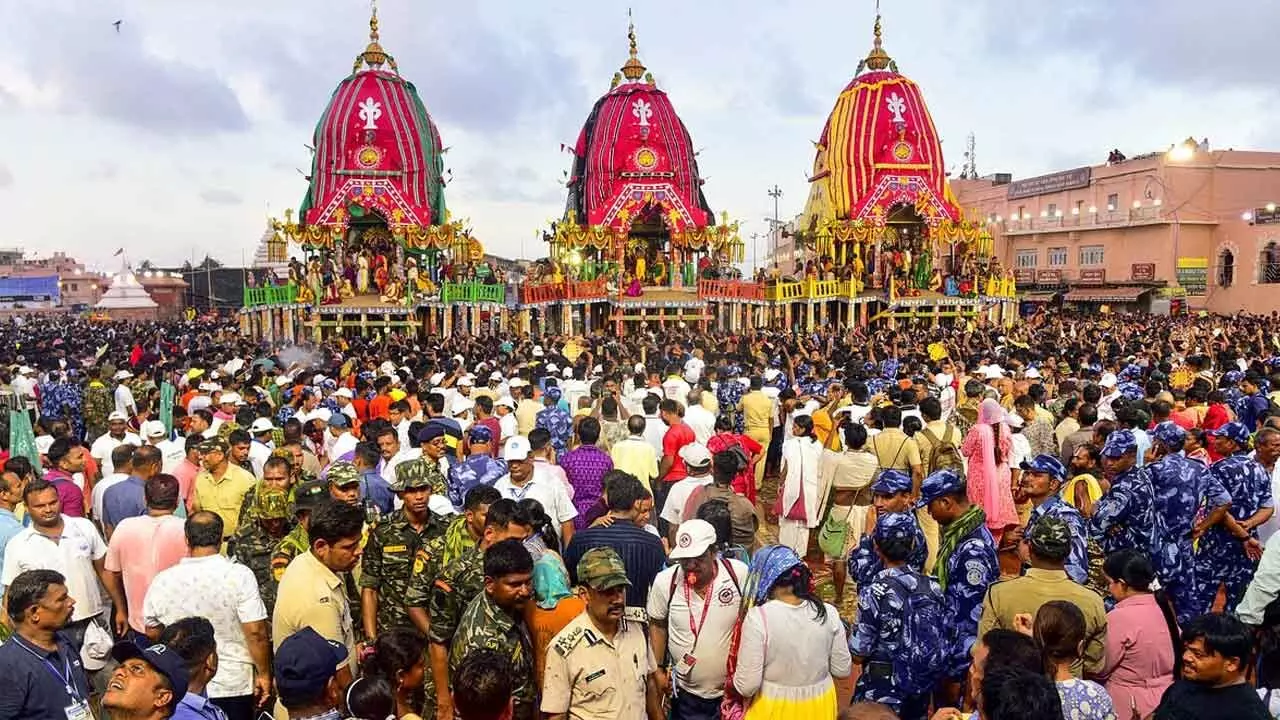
[999, 206, 1206, 236]
[766, 278, 861, 302]
[440, 281, 506, 305]
[697, 280, 765, 301]
[243, 284, 298, 307]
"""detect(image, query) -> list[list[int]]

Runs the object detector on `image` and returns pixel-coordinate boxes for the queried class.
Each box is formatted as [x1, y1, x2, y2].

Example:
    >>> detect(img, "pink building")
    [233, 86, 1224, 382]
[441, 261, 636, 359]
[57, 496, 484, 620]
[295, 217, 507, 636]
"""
[0, 250, 107, 308]
[952, 144, 1280, 314]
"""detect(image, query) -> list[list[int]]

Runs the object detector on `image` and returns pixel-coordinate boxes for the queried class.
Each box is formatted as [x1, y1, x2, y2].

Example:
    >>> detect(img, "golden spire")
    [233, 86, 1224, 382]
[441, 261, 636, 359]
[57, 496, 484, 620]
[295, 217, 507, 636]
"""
[354, 0, 399, 74]
[863, 11, 893, 71]
[619, 9, 648, 82]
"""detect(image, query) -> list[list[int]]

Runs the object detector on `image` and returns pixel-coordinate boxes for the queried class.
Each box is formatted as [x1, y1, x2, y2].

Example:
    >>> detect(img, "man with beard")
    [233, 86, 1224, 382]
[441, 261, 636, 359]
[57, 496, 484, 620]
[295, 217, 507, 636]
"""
[545, 546, 662, 720]
[450, 538, 537, 720]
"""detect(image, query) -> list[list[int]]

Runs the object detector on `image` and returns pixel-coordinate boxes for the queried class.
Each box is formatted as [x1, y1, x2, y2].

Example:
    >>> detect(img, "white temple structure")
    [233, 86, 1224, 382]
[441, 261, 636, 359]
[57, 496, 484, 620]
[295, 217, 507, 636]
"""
[95, 266, 159, 321]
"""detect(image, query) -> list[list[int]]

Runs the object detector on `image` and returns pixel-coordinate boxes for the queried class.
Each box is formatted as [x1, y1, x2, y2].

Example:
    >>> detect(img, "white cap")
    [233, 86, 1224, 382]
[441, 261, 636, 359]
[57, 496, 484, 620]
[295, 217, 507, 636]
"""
[495, 397, 515, 410]
[490, 371, 504, 381]
[141, 420, 167, 438]
[458, 375, 475, 387]
[634, 363, 646, 374]
[593, 364, 603, 375]
[429, 372, 446, 386]
[219, 392, 242, 406]
[982, 366, 1004, 380]
[249, 418, 275, 434]
[546, 363, 559, 373]
[108, 410, 129, 422]
[562, 367, 573, 378]
[504, 436, 532, 461]
[312, 407, 333, 423]
[334, 388, 354, 399]
[1005, 412, 1025, 429]
[532, 346, 545, 357]
[452, 397, 475, 415]
[1024, 367, 1042, 379]
[17, 365, 33, 375]
[508, 378, 527, 389]
[763, 368, 781, 381]
[274, 375, 292, 387]
[1099, 372, 1118, 388]
[428, 494, 458, 517]
[669, 519, 717, 560]
[312, 374, 327, 386]
[678, 443, 712, 468]
[113, 370, 133, 381]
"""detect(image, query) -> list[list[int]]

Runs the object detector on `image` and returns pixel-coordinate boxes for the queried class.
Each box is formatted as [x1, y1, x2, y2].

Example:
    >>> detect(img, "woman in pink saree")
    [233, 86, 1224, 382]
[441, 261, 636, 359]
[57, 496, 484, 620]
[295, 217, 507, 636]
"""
[960, 398, 1020, 542]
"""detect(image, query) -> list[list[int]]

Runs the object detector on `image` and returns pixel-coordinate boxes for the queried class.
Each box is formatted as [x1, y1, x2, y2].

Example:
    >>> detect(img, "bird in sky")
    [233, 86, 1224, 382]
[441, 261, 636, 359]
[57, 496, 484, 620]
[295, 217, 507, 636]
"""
[113, 20, 122, 33]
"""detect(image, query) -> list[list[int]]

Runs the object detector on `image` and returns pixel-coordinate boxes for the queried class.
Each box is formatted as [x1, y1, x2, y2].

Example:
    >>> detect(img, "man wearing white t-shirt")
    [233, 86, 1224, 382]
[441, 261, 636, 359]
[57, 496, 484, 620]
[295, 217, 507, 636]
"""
[660, 444, 714, 543]
[2, 480, 120, 648]
[683, 391, 716, 445]
[92, 444, 136, 524]
[493, 436, 576, 544]
[90, 411, 143, 478]
[113, 370, 138, 416]
[648, 519, 747, 718]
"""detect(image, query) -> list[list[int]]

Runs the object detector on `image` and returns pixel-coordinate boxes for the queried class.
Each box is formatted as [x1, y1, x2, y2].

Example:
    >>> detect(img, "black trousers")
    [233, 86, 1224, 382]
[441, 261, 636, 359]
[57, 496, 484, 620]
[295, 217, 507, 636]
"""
[670, 691, 722, 720]
[654, 480, 674, 537]
[211, 695, 256, 720]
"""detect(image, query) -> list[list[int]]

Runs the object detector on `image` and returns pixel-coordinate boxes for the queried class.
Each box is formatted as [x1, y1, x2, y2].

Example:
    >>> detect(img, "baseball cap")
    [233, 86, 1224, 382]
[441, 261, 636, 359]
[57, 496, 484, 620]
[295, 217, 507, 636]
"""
[334, 387, 354, 399]
[1027, 516, 1073, 561]
[253, 489, 292, 520]
[219, 392, 242, 406]
[668, 519, 717, 560]
[1151, 421, 1187, 451]
[108, 410, 129, 422]
[504, 436, 532, 462]
[458, 376, 475, 387]
[469, 425, 494, 444]
[576, 547, 632, 590]
[1019, 454, 1066, 482]
[327, 413, 350, 429]
[141, 420, 167, 439]
[871, 468, 912, 495]
[198, 437, 229, 454]
[275, 628, 348, 705]
[915, 469, 965, 509]
[1210, 421, 1252, 447]
[327, 461, 361, 487]
[1101, 430, 1137, 458]
[111, 641, 188, 709]
[495, 397, 515, 410]
[1099, 372, 1118, 389]
[249, 417, 275, 434]
[544, 386, 563, 402]
[678, 443, 712, 469]
[394, 458, 441, 493]
[873, 511, 918, 545]
[293, 480, 329, 513]
[490, 371, 504, 382]
[113, 370, 133, 381]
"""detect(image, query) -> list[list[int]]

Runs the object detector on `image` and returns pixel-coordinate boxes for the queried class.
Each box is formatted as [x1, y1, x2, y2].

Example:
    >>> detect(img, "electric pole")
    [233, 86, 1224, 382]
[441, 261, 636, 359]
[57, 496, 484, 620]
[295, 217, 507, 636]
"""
[767, 185, 783, 267]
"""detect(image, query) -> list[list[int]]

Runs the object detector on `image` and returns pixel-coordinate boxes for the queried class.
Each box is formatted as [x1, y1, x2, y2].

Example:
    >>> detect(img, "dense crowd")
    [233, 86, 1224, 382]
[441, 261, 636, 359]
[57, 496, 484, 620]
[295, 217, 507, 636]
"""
[0, 311, 1279, 720]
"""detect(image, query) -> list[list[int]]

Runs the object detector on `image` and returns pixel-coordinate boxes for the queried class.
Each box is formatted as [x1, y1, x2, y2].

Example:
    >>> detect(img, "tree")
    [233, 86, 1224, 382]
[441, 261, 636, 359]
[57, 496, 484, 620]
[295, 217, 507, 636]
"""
[197, 255, 223, 270]
[137, 259, 156, 271]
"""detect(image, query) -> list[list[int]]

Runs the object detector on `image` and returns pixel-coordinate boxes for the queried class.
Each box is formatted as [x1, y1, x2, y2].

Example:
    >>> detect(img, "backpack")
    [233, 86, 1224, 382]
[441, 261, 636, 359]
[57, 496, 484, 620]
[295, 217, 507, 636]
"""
[883, 572, 948, 697]
[921, 425, 962, 475]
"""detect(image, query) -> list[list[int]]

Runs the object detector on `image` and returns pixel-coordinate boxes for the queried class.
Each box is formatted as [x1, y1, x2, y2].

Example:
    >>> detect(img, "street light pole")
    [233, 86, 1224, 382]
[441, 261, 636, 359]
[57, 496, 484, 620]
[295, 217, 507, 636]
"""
[767, 185, 783, 267]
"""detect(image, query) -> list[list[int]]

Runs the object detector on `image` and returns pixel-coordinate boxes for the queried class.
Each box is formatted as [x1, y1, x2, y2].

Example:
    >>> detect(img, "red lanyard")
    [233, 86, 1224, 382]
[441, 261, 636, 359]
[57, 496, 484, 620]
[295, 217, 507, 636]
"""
[683, 561, 719, 645]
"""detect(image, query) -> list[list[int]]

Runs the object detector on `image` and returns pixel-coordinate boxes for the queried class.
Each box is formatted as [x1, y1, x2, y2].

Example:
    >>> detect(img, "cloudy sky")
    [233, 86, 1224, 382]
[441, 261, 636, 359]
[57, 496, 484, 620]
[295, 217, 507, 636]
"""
[1, 0, 1278, 272]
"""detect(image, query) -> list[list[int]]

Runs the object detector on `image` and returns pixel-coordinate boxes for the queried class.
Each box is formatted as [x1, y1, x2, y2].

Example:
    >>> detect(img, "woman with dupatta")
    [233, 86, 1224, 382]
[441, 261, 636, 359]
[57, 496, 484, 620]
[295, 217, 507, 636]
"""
[959, 398, 1020, 543]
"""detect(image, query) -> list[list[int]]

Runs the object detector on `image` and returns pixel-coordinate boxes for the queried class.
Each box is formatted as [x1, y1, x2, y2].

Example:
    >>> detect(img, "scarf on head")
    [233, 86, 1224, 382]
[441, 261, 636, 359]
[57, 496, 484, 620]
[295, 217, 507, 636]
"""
[532, 556, 574, 610]
[747, 545, 803, 605]
[936, 504, 987, 592]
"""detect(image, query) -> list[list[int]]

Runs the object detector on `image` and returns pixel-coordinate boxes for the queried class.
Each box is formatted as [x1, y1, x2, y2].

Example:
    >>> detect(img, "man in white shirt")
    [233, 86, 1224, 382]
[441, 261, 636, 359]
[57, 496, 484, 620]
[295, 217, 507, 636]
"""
[1253, 428, 1280, 543]
[113, 370, 138, 416]
[683, 350, 706, 386]
[662, 369, 692, 409]
[1097, 372, 1121, 422]
[660, 444, 714, 543]
[247, 418, 276, 477]
[90, 411, 143, 478]
[142, 420, 185, 476]
[562, 368, 591, 416]
[494, 436, 576, 544]
[2, 479, 120, 645]
[495, 398, 518, 445]
[326, 414, 358, 461]
[683, 390, 716, 445]
[9, 366, 37, 411]
[374, 426, 419, 487]
[333, 387, 358, 421]
[93, 444, 136, 523]
[144, 510, 272, 709]
[647, 519, 746, 716]
[640, 395, 667, 458]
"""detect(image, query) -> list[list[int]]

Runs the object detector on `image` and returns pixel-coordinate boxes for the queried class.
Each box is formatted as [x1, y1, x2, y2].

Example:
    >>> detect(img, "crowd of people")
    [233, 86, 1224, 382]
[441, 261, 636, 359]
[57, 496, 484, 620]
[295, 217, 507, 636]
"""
[0, 310, 1279, 719]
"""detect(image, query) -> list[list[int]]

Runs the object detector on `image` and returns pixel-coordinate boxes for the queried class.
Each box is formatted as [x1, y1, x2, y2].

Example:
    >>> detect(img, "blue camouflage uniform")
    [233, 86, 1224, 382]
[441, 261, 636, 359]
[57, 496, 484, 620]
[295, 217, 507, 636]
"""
[446, 427, 508, 510]
[39, 379, 84, 440]
[1090, 430, 1163, 562]
[534, 387, 573, 456]
[849, 513, 945, 720]
[1146, 422, 1232, 622]
[1236, 390, 1270, 432]
[917, 469, 999, 679]
[717, 372, 747, 434]
[1021, 454, 1090, 585]
[1193, 422, 1275, 615]
[848, 470, 927, 586]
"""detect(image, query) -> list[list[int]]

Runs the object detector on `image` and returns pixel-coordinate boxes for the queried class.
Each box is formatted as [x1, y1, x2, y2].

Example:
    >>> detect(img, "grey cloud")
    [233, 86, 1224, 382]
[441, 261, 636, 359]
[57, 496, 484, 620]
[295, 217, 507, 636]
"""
[8, 5, 248, 135]
[968, 0, 1280, 92]
[200, 188, 243, 206]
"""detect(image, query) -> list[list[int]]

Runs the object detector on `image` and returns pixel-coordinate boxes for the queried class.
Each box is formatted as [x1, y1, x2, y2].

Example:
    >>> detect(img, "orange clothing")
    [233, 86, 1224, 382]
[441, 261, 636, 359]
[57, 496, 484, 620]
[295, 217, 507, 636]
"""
[368, 394, 392, 421]
[525, 596, 586, 689]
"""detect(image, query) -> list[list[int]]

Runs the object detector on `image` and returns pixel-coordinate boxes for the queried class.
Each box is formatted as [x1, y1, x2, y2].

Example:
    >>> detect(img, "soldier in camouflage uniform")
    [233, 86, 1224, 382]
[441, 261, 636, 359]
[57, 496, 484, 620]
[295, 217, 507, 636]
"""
[448, 538, 536, 720]
[230, 488, 292, 615]
[421, 498, 533, 720]
[271, 479, 329, 583]
[359, 458, 448, 638]
[82, 367, 113, 442]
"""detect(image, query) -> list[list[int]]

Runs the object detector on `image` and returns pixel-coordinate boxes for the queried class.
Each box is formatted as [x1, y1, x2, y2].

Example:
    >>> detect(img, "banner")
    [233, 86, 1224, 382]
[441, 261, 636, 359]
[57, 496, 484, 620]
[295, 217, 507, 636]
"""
[160, 381, 176, 436]
[8, 411, 40, 475]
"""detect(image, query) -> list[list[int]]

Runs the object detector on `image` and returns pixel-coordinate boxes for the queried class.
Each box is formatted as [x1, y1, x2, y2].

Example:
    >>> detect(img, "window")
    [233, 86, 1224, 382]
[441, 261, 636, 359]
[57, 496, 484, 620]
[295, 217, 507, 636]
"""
[1048, 247, 1067, 266]
[1016, 205, 1026, 221]
[1219, 249, 1235, 287]
[1016, 250, 1039, 269]
[70, 283, 78, 291]
[1106, 194, 1119, 212]
[1075, 200, 1084, 216]
[1047, 203, 1059, 218]
[1079, 245, 1105, 266]
[1261, 242, 1280, 284]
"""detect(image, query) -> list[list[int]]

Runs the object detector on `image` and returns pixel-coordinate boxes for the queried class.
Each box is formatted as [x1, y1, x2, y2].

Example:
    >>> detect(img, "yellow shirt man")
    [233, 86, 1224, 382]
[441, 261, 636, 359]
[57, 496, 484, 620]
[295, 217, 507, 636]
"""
[191, 443, 256, 539]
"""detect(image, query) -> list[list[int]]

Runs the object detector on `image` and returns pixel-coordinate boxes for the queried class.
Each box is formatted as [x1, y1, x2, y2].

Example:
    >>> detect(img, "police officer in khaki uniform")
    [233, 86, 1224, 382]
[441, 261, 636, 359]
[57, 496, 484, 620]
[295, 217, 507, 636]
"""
[542, 547, 663, 720]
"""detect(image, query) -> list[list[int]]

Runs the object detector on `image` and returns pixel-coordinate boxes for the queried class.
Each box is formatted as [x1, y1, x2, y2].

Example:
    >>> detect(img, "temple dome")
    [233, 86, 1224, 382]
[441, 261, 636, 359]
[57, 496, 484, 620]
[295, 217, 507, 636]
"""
[801, 14, 959, 229]
[563, 20, 713, 232]
[298, 5, 447, 229]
